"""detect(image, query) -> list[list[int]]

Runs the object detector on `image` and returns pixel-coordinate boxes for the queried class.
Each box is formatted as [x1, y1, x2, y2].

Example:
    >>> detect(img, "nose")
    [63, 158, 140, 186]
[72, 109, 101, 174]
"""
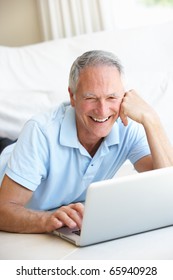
[94, 99, 108, 117]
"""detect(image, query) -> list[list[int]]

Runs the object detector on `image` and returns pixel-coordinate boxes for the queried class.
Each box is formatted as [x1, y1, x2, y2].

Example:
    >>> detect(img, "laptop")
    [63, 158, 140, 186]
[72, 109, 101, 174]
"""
[53, 166, 173, 246]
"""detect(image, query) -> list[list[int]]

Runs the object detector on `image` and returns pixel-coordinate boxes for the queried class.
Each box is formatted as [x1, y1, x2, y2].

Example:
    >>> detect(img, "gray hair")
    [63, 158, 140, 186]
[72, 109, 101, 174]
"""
[69, 50, 123, 94]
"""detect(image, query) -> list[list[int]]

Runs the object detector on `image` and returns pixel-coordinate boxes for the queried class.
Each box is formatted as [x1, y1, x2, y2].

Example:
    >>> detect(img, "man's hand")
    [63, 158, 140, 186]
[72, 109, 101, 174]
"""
[119, 89, 173, 171]
[119, 89, 156, 126]
[44, 203, 84, 232]
[0, 175, 84, 233]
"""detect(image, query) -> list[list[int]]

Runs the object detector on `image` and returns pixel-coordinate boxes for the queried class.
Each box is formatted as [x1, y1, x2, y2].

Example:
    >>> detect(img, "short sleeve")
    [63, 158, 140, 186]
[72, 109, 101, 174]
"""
[127, 122, 151, 164]
[6, 120, 49, 191]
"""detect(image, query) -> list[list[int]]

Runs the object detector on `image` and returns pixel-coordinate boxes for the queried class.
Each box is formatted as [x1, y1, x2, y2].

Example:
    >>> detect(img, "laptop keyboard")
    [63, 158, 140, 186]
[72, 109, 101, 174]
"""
[72, 230, 81, 236]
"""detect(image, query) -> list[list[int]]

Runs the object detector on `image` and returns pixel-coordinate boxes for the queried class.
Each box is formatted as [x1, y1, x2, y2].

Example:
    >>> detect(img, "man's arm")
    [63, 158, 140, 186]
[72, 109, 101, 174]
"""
[120, 90, 173, 172]
[0, 175, 84, 233]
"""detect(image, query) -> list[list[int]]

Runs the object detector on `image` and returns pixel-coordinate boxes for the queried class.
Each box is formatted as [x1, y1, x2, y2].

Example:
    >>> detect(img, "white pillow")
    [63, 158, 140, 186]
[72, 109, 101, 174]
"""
[0, 89, 69, 139]
[0, 21, 173, 140]
[153, 73, 173, 144]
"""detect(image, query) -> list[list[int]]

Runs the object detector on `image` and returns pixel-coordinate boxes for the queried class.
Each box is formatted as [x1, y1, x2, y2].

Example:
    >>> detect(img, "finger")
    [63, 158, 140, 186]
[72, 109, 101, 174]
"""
[67, 204, 84, 229]
[119, 91, 129, 126]
[71, 202, 84, 218]
[119, 103, 128, 126]
[120, 112, 128, 126]
[51, 216, 64, 228]
[55, 203, 84, 229]
[54, 209, 78, 229]
[44, 215, 64, 232]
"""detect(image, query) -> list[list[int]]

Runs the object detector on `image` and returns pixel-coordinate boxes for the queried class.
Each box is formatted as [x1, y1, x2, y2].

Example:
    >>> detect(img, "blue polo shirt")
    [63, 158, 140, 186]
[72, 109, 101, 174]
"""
[0, 102, 150, 210]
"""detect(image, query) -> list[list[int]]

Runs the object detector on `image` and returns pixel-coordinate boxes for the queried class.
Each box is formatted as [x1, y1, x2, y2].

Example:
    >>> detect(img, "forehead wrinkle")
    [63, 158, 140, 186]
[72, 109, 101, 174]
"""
[76, 66, 124, 97]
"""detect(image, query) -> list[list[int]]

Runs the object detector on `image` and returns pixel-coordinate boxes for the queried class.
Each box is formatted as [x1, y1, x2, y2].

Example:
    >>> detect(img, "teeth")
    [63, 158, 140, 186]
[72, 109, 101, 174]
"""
[92, 117, 109, 123]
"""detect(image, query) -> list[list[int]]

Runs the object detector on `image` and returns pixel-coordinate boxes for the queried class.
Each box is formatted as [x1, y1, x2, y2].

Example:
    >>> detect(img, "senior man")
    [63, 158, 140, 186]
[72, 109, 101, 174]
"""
[0, 50, 173, 233]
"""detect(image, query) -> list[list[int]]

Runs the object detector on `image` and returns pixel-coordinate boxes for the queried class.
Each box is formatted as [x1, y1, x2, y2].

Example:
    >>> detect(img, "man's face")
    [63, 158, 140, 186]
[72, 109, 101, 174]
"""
[69, 66, 125, 146]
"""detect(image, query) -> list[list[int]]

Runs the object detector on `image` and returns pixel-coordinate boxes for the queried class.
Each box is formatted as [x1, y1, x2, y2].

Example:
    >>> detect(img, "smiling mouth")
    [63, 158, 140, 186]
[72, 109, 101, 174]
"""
[90, 116, 111, 123]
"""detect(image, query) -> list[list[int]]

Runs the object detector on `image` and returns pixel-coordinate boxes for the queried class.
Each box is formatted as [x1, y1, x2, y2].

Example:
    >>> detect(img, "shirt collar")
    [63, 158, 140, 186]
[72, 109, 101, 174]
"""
[104, 120, 120, 146]
[60, 105, 79, 148]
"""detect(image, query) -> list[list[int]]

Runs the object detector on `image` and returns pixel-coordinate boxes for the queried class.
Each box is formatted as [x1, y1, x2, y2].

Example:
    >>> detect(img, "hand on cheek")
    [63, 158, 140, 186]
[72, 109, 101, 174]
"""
[119, 108, 128, 126]
[119, 94, 128, 126]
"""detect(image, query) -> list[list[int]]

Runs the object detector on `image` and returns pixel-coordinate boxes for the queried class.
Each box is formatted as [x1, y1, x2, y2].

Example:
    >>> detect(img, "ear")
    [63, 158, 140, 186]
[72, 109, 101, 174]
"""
[68, 87, 76, 107]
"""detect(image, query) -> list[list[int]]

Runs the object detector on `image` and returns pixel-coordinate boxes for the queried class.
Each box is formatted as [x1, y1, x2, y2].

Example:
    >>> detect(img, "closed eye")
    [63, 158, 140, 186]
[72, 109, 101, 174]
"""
[107, 95, 122, 101]
[107, 96, 117, 99]
[84, 97, 95, 100]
